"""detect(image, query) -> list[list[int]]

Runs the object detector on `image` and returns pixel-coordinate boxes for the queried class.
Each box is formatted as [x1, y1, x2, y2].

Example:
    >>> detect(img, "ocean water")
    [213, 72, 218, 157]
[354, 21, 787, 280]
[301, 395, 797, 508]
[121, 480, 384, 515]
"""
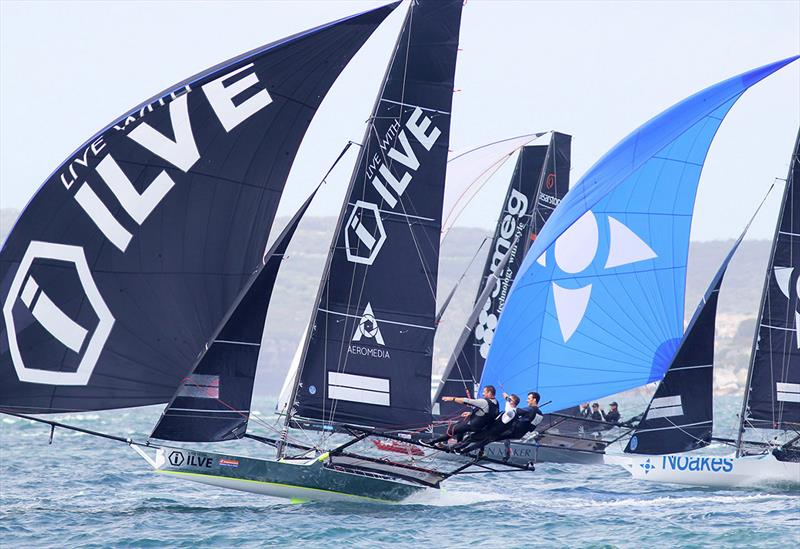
[1, 395, 797, 548]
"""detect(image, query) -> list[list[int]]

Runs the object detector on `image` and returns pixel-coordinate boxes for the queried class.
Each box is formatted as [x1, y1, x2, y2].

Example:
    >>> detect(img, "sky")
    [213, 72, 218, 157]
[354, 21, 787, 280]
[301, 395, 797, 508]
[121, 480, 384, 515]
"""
[1, 0, 798, 242]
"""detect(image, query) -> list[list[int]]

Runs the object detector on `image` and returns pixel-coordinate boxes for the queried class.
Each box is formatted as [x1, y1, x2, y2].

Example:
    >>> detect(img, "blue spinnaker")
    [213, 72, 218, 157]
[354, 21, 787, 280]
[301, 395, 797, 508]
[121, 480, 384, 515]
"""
[480, 55, 799, 412]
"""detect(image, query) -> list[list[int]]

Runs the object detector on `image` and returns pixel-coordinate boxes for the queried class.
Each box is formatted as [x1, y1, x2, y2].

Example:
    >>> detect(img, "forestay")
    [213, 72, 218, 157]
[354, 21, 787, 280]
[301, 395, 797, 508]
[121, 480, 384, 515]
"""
[0, 4, 397, 413]
[435, 133, 571, 418]
[292, 0, 463, 430]
[480, 56, 800, 412]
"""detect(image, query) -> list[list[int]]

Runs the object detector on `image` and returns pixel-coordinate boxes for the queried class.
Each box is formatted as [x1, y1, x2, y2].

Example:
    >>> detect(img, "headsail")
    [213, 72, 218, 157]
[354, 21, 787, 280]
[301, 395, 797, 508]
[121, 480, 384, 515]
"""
[741, 127, 800, 433]
[0, 3, 398, 413]
[625, 238, 742, 455]
[292, 0, 463, 430]
[150, 189, 317, 442]
[480, 56, 800, 413]
[434, 133, 571, 417]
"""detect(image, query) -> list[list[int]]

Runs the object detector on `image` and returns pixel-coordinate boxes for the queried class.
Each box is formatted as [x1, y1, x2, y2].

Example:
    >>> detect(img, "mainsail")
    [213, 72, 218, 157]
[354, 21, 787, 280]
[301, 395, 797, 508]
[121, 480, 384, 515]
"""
[434, 133, 571, 417]
[480, 56, 800, 413]
[150, 190, 317, 442]
[0, 4, 397, 413]
[291, 0, 463, 430]
[740, 127, 800, 434]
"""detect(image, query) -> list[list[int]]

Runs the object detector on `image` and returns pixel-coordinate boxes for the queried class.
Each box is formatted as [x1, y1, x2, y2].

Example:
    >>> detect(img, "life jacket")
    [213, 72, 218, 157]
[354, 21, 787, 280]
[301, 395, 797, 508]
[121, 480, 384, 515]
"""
[466, 398, 499, 430]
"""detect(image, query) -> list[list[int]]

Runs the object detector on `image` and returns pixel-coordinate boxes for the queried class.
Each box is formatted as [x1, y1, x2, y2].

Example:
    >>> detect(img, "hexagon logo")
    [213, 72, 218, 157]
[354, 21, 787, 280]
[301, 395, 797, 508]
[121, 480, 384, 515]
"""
[2, 241, 114, 385]
[344, 201, 386, 265]
[168, 450, 185, 466]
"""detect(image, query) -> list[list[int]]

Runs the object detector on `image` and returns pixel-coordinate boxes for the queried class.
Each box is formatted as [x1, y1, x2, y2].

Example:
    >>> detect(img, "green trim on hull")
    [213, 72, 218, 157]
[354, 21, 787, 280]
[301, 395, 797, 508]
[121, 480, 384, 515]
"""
[156, 469, 401, 504]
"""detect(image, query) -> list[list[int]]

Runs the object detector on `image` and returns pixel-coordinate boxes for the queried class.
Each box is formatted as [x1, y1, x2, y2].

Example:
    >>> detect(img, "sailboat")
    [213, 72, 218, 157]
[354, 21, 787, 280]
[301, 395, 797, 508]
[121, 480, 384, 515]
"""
[477, 55, 800, 460]
[429, 132, 624, 463]
[618, 129, 800, 488]
[1, 0, 531, 504]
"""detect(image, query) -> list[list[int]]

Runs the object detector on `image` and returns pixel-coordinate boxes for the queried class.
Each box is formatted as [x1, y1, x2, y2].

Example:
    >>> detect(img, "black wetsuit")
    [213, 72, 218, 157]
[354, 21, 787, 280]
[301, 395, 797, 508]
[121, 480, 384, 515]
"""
[603, 409, 621, 424]
[590, 410, 603, 421]
[430, 397, 499, 444]
[507, 405, 543, 439]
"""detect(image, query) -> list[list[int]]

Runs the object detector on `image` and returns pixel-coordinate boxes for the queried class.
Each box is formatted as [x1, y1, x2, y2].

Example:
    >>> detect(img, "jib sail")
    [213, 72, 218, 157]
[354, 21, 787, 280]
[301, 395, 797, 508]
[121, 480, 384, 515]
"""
[150, 190, 316, 442]
[291, 0, 463, 430]
[626, 239, 741, 455]
[0, 3, 398, 413]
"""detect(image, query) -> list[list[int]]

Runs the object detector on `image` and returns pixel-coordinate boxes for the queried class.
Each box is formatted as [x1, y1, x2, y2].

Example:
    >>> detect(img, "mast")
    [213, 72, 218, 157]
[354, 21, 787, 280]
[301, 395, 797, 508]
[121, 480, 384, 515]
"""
[736, 127, 800, 456]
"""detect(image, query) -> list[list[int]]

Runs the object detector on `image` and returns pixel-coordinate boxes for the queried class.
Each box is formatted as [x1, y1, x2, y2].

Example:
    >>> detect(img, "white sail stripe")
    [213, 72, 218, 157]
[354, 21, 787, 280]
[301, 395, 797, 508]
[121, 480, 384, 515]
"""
[214, 339, 261, 347]
[329, 386, 390, 406]
[651, 395, 682, 408]
[777, 392, 800, 403]
[379, 97, 450, 115]
[634, 420, 712, 433]
[669, 364, 713, 371]
[329, 371, 389, 393]
[347, 203, 434, 222]
[776, 382, 800, 392]
[318, 308, 434, 330]
[166, 408, 249, 414]
[647, 405, 684, 419]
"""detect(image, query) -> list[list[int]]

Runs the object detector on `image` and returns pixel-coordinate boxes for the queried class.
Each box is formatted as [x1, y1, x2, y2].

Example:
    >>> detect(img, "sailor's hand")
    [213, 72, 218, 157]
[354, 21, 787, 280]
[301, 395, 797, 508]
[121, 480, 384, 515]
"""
[502, 392, 509, 399]
[461, 412, 470, 417]
[442, 396, 453, 402]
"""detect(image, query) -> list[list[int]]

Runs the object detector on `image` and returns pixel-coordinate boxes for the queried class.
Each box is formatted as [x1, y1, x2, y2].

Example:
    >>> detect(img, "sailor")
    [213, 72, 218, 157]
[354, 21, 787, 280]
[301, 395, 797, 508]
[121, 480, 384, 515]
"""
[590, 403, 603, 421]
[603, 402, 621, 424]
[579, 402, 591, 418]
[429, 385, 500, 445]
[454, 393, 520, 454]
[497, 391, 545, 460]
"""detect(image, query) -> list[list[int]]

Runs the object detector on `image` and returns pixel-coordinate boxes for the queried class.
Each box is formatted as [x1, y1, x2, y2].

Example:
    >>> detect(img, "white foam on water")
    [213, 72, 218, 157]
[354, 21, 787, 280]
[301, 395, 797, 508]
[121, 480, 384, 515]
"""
[399, 487, 505, 507]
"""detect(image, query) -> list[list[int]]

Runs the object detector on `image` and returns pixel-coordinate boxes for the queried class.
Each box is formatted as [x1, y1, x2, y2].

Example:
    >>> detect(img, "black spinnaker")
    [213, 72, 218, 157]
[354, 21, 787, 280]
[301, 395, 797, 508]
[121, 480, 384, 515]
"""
[0, 3, 397, 413]
[292, 0, 464, 430]
[434, 133, 571, 418]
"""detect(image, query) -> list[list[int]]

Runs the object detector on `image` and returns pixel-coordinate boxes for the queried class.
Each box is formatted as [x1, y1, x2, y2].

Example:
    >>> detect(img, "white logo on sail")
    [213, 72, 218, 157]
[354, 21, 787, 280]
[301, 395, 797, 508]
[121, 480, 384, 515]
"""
[539, 212, 657, 342]
[2, 241, 114, 385]
[773, 266, 800, 348]
[352, 302, 385, 345]
[345, 201, 387, 266]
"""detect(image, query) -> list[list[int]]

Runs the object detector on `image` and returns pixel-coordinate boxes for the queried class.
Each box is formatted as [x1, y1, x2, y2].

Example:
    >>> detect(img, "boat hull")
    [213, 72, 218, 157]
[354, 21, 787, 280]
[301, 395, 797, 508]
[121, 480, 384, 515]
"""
[481, 440, 606, 465]
[612, 452, 800, 488]
[148, 447, 427, 503]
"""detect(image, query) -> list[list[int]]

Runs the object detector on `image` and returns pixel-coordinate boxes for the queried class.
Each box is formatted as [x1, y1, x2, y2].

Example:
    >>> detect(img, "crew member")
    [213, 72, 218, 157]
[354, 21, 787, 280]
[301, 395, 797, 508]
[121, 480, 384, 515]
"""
[499, 391, 544, 461]
[454, 393, 520, 454]
[429, 385, 499, 445]
[590, 402, 603, 421]
[603, 402, 621, 424]
[579, 402, 591, 418]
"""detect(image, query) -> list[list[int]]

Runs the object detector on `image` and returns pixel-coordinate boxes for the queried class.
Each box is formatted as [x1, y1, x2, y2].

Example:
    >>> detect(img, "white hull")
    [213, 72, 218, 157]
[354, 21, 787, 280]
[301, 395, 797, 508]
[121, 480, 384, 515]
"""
[610, 452, 800, 488]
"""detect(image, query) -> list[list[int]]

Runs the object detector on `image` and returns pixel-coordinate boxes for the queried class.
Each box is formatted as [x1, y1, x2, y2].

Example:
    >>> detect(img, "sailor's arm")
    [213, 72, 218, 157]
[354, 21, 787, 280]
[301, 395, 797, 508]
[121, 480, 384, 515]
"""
[441, 396, 489, 413]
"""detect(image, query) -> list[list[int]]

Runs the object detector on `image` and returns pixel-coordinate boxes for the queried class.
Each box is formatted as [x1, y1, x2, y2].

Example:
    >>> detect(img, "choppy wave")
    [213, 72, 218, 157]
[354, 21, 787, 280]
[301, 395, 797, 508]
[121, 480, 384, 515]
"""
[1, 395, 797, 548]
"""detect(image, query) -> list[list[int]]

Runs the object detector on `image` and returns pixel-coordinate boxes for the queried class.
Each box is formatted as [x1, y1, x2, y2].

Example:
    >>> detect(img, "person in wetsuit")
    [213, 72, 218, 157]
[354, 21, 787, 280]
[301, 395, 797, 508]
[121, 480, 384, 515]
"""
[603, 402, 621, 424]
[454, 393, 520, 454]
[429, 385, 499, 446]
[590, 402, 603, 421]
